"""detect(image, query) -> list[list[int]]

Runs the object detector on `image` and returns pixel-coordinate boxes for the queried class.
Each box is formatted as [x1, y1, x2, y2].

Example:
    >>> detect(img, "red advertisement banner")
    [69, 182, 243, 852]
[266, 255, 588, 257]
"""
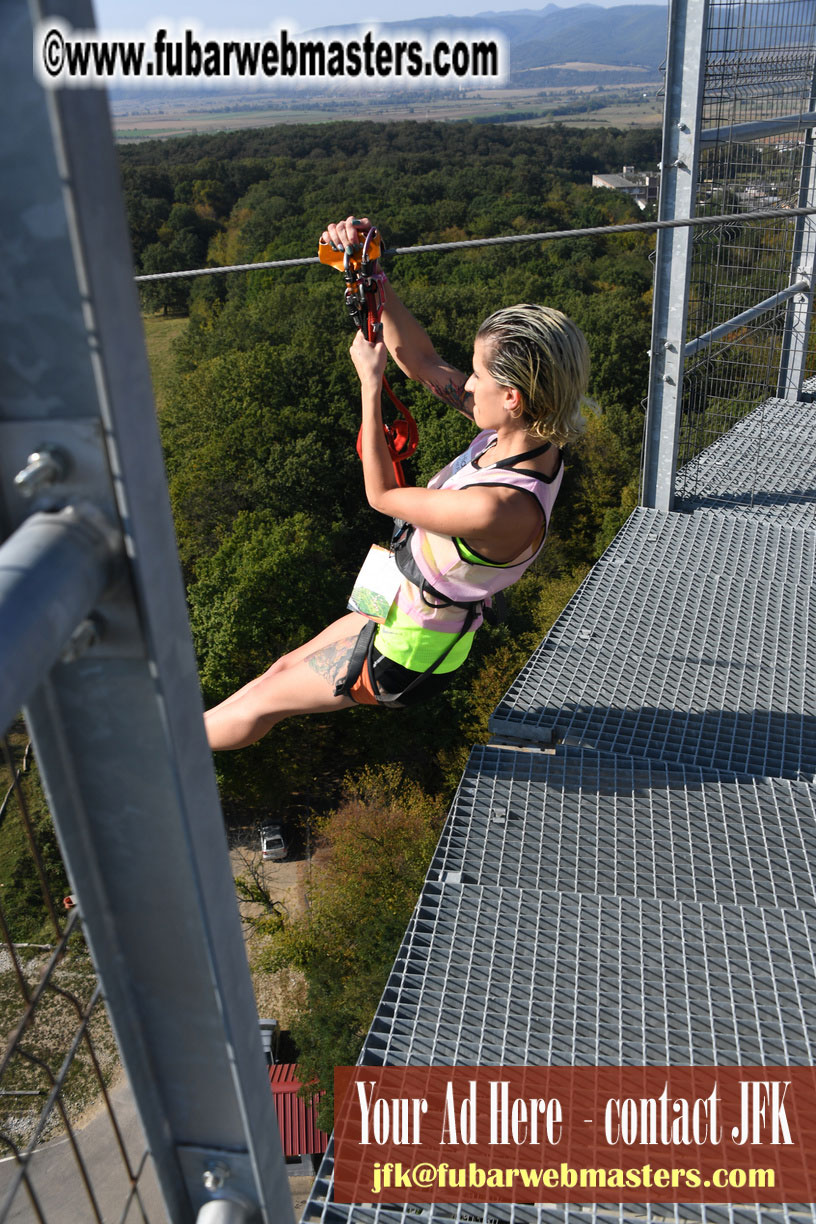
[334, 1066, 816, 1203]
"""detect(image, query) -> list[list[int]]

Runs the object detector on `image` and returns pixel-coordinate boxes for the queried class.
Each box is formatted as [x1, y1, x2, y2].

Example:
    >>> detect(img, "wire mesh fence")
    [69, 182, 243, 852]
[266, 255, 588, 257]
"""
[0, 720, 160, 1224]
[675, 0, 816, 500]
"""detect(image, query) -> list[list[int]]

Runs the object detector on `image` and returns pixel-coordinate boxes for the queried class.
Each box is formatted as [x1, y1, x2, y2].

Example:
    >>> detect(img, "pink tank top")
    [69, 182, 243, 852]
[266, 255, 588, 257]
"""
[374, 431, 563, 672]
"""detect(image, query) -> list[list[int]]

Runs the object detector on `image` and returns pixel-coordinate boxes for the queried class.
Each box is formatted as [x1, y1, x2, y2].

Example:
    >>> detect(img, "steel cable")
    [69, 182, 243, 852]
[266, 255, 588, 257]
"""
[133, 205, 816, 282]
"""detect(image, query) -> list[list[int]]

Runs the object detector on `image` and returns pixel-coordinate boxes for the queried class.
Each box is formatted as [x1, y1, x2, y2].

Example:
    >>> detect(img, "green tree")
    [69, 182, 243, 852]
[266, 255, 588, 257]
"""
[139, 119, 657, 812]
[262, 766, 445, 1126]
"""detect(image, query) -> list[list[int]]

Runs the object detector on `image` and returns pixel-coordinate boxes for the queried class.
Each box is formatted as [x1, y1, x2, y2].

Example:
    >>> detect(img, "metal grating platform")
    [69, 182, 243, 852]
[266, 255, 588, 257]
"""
[303, 884, 816, 1224]
[304, 405, 816, 1224]
[675, 399, 816, 529]
[429, 745, 816, 909]
[360, 886, 816, 1066]
[305, 1159, 816, 1224]
[695, 401, 816, 436]
[601, 507, 816, 587]
[304, 1169, 816, 1224]
[489, 540, 816, 779]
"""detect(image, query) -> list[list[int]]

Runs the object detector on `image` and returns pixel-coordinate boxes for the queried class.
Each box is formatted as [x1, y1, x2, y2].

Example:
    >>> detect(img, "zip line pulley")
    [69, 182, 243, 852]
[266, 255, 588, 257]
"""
[319, 228, 418, 487]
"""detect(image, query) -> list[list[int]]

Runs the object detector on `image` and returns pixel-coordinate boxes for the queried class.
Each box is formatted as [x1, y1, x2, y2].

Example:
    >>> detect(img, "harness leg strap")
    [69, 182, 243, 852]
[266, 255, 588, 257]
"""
[334, 620, 377, 698]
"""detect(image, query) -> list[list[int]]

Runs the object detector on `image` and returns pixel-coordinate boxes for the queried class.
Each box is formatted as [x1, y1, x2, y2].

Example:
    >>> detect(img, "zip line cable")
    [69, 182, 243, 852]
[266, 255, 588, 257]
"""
[133, 206, 816, 282]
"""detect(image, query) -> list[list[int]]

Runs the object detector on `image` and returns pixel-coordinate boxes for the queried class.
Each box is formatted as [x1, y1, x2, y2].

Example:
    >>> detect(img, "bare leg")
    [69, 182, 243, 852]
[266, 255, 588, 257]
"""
[204, 612, 369, 750]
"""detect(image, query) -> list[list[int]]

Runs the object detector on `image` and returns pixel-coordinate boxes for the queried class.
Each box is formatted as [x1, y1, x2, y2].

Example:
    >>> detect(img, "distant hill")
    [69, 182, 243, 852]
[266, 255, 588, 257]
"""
[367, 0, 816, 70]
[109, 1, 670, 109]
[312, 3, 669, 78]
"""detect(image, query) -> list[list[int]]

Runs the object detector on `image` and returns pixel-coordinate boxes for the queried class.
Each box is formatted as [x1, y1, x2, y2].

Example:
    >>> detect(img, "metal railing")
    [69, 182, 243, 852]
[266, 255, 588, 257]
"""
[0, 726, 159, 1223]
[642, 0, 816, 511]
[1, 1, 295, 1221]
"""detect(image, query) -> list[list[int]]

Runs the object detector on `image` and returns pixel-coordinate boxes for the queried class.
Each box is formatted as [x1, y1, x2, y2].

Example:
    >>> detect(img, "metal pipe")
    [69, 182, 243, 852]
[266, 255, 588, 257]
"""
[684, 278, 810, 358]
[196, 1198, 254, 1224]
[0, 506, 118, 735]
[700, 112, 816, 145]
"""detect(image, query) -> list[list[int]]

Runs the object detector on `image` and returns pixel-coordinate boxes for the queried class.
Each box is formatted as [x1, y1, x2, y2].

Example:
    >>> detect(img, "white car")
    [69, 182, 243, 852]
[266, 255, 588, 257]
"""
[260, 824, 287, 861]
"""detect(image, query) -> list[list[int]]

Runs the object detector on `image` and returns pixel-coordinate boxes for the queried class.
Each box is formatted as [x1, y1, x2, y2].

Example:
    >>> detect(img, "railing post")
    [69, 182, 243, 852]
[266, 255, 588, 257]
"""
[1, 2, 294, 1221]
[777, 70, 816, 401]
[641, 0, 709, 511]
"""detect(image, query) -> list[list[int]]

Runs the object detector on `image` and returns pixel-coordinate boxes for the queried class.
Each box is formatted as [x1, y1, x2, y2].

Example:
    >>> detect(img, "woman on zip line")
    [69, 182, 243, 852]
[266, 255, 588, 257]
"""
[205, 215, 589, 751]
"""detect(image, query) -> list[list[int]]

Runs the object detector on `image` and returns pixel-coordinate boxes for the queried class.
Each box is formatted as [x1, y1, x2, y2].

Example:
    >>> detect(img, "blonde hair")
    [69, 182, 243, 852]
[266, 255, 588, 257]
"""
[476, 304, 589, 447]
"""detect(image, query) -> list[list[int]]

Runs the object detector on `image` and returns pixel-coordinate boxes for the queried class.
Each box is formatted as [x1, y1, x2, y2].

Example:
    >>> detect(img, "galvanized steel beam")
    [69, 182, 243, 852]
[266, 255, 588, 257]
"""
[642, 0, 709, 511]
[2, 2, 293, 1221]
[778, 66, 816, 400]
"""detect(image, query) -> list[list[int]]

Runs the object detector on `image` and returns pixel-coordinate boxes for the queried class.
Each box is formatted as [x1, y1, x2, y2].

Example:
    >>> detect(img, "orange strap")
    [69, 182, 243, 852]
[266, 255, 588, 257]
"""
[349, 655, 380, 705]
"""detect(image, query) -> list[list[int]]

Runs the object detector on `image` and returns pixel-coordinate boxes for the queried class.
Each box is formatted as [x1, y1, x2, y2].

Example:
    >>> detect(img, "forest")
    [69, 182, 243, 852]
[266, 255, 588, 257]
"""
[122, 119, 660, 1107]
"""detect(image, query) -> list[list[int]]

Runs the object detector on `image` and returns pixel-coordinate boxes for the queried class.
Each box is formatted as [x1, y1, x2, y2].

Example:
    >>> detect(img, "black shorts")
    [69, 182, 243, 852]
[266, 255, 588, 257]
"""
[336, 620, 457, 709]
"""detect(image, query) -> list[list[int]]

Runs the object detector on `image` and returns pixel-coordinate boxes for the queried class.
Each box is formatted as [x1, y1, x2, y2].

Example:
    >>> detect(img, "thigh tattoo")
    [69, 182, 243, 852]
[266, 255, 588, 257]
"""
[306, 635, 359, 688]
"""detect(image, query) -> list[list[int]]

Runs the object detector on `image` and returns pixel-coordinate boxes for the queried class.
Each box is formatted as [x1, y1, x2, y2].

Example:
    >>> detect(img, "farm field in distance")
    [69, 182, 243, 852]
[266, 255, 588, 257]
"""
[112, 78, 663, 140]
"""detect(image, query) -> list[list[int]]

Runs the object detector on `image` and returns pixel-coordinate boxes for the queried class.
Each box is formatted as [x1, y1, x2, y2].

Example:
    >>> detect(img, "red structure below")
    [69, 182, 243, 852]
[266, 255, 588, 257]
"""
[269, 1063, 329, 1157]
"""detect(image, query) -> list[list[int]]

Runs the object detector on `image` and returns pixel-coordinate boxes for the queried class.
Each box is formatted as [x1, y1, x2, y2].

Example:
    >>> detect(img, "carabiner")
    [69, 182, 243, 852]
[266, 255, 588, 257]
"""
[321, 227, 419, 484]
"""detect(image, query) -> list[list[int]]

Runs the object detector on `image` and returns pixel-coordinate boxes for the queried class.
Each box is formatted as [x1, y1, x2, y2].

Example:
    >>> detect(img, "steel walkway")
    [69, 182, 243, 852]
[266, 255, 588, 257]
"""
[303, 395, 816, 1224]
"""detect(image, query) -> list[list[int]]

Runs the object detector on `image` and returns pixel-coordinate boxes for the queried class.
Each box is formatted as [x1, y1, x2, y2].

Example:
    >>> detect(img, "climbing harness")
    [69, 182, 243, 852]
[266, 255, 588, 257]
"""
[335, 518, 486, 707]
[318, 228, 418, 486]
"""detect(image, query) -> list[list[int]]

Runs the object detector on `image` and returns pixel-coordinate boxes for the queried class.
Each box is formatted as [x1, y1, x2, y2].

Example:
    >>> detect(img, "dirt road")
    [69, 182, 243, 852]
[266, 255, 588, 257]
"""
[229, 844, 311, 1023]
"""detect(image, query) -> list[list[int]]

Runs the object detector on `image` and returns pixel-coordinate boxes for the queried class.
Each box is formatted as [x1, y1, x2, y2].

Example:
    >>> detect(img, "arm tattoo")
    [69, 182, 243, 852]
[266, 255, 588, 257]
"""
[422, 376, 474, 420]
[306, 636, 359, 688]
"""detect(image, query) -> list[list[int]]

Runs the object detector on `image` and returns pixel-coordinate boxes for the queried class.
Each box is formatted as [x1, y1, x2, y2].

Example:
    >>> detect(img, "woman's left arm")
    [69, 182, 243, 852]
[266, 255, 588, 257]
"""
[351, 332, 533, 543]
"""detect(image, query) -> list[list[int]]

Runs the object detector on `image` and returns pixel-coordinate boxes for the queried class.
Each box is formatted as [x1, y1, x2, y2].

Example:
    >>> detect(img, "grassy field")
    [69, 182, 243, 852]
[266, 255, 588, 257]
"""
[0, 725, 62, 945]
[141, 314, 187, 413]
[114, 80, 663, 139]
[554, 97, 663, 127]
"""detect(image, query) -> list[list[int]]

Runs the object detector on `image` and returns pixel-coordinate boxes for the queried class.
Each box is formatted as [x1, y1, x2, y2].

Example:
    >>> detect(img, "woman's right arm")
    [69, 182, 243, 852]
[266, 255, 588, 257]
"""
[380, 288, 474, 419]
[322, 215, 474, 420]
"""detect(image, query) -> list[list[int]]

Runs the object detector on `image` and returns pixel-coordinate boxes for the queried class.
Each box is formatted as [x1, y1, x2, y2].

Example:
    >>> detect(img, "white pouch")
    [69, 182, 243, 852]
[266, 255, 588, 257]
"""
[347, 544, 402, 622]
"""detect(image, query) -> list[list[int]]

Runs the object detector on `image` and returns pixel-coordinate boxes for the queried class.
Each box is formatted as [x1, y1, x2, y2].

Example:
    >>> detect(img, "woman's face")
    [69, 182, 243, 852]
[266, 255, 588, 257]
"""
[465, 337, 516, 429]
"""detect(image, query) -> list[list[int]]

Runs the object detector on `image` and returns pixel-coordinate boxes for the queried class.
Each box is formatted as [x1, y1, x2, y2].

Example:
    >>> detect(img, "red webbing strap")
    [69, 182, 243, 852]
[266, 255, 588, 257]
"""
[355, 282, 418, 487]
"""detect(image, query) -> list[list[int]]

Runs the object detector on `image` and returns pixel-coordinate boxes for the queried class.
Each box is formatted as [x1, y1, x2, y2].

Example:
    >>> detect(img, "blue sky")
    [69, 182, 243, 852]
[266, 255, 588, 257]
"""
[94, 0, 659, 36]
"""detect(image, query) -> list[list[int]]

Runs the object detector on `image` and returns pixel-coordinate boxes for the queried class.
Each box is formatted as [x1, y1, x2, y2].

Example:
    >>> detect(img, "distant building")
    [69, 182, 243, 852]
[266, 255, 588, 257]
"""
[737, 183, 781, 208]
[592, 166, 660, 210]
